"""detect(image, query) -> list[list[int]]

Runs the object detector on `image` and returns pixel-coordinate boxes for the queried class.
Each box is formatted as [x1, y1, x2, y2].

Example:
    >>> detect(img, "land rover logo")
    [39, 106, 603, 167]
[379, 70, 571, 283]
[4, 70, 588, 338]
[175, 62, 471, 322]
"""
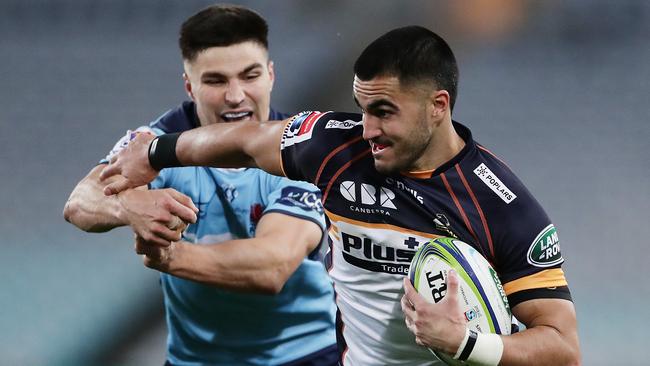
[526, 224, 564, 267]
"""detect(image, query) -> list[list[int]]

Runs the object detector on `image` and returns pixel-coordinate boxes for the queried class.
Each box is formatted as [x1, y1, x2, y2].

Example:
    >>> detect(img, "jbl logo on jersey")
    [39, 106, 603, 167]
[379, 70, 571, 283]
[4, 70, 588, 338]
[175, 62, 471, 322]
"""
[339, 181, 396, 209]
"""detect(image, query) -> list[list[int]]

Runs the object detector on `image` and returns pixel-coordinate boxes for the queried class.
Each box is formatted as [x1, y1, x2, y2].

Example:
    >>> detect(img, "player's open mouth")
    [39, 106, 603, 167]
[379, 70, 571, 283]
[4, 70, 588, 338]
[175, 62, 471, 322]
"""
[371, 142, 389, 155]
[372, 142, 388, 154]
[221, 111, 253, 122]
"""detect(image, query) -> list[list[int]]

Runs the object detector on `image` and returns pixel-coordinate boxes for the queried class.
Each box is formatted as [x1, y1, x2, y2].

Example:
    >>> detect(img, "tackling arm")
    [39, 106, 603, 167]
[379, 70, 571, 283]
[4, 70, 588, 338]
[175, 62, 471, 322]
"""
[64, 165, 198, 246]
[101, 119, 290, 195]
[136, 211, 323, 294]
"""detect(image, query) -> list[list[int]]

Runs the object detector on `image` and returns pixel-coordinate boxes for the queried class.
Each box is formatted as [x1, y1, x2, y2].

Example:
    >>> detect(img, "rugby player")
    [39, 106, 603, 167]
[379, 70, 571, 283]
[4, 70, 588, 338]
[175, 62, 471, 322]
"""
[64, 5, 338, 365]
[100, 26, 581, 365]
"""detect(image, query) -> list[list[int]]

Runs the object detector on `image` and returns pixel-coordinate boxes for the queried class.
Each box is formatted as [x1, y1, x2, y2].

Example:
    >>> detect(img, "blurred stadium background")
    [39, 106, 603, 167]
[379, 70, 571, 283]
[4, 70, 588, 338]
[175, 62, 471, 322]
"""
[1, 0, 648, 364]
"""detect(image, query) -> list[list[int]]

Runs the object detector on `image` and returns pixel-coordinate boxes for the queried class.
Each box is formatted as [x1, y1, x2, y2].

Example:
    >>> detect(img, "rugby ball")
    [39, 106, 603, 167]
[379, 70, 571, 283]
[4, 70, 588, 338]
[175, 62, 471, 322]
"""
[408, 237, 511, 364]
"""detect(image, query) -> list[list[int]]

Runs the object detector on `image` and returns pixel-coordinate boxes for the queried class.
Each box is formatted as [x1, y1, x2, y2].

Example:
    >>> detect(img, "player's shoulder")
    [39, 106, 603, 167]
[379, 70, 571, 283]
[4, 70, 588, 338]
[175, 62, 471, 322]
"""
[282, 111, 362, 147]
[256, 167, 320, 193]
[149, 101, 199, 134]
[287, 110, 362, 131]
[463, 142, 535, 206]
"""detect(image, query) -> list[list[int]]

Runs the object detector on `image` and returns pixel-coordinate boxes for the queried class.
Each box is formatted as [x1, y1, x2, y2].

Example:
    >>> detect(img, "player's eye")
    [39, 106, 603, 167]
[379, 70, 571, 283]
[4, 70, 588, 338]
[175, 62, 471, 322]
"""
[374, 109, 393, 118]
[204, 79, 225, 85]
[245, 72, 261, 81]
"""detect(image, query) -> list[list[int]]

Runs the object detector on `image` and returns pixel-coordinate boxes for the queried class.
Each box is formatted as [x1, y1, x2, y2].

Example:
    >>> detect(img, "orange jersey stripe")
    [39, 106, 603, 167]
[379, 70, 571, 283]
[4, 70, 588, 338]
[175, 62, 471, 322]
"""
[279, 118, 293, 178]
[325, 209, 443, 239]
[503, 268, 568, 295]
[315, 135, 364, 186]
[455, 164, 496, 260]
[402, 169, 435, 179]
[441, 172, 480, 244]
[477, 145, 511, 169]
[322, 149, 371, 203]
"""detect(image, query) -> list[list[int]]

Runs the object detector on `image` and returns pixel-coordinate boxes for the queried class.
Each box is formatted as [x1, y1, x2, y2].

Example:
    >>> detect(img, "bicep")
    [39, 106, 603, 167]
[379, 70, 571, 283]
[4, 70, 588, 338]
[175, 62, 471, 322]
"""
[512, 298, 579, 341]
[254, 211, 323, 257]
[245, 120, 288, 176]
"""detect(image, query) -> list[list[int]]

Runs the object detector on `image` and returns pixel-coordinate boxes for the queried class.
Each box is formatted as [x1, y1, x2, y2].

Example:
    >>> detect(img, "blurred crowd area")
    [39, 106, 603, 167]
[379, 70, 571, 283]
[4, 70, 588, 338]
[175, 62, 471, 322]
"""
[1, 1, 648, 365]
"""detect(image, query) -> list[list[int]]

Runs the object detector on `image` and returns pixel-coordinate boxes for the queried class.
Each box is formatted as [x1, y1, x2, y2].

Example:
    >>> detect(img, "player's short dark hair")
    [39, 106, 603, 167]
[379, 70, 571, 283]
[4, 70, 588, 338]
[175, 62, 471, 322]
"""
[179, 4, 268, 62]
[354, 26, 459, 110]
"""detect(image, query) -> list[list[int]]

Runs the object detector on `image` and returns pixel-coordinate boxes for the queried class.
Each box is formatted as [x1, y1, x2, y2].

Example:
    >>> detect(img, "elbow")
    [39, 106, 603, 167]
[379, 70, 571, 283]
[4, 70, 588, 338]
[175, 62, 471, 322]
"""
[256, 270, 291, 295]
[566, 348, 582, 366]
[62, 201, 74, 223]
[63, 199, 103, 232]
[63, 199, 86, 229]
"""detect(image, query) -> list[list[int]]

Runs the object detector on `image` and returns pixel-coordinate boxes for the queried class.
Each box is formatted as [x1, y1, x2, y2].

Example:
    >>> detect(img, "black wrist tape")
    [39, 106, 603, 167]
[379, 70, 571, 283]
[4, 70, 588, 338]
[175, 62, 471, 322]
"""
[148, 133, 182, 171]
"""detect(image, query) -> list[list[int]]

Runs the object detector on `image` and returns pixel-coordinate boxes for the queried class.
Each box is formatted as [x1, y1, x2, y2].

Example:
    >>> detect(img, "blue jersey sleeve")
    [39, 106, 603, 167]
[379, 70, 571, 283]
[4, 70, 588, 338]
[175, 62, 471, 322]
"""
[262, 175, 326, 231]
[261, 174, 328, 260]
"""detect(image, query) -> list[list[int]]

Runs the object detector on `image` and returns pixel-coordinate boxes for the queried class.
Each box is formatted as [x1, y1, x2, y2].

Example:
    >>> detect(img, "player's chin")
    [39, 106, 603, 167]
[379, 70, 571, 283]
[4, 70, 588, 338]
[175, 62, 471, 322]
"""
[373, 159, 399, 175]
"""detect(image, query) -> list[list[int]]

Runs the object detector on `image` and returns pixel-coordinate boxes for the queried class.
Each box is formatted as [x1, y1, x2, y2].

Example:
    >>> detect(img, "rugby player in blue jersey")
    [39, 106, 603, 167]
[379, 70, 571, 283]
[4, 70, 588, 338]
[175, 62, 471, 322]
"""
[64, 5, 338, 365]
[100, 25, 581, 366]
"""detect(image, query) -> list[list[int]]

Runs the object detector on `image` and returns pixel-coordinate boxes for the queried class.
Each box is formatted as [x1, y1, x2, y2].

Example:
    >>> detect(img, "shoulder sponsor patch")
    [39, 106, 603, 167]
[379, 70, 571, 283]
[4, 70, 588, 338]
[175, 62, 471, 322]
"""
[325, 118, 362, 130]
[527, 224, 564, 267]
[473, 163, 517, 203]
[281, 111, 326, 149]
[276, 186, 324, 213]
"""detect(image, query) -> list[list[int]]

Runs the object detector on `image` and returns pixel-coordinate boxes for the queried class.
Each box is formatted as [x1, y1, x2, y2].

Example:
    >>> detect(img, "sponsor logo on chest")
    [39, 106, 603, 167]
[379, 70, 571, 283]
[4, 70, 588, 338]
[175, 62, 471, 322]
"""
[384, 177, 424, 204]
[339, 181, 396, 215]
[336, 224, 433, 275]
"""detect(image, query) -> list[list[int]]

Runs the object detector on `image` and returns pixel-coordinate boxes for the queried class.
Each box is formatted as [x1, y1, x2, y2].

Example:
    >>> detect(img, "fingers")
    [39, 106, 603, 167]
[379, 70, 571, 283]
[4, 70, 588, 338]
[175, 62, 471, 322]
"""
[444, 269, 460, 303]
[135, 236, 165, 268]
[135, 236, 160, 256]
[403, 276, 427, 309]
[167, 215, 187, 232]
[103, 177, 134, 196]
[99, 160, 120, 182]
[166, 189, 199, 213]
[165, 190, 198, 224]
[135, 223, 180, 247]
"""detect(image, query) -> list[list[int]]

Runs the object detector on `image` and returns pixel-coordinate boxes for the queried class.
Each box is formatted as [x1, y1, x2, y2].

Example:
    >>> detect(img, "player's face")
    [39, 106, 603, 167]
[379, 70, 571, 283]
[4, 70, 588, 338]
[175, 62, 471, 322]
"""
[183, 41, 275, 126]
[354, 75, 437, 174]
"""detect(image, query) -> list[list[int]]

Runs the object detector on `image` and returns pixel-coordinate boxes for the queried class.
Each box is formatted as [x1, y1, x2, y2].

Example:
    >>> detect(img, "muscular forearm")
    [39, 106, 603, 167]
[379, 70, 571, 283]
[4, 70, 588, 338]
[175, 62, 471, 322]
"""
[161, 237, 304, 294]
[63, 165, 126, 232]
[499, 299, 581, 366]
[176, 120, 285, 176]
[500, 325, 580, 365]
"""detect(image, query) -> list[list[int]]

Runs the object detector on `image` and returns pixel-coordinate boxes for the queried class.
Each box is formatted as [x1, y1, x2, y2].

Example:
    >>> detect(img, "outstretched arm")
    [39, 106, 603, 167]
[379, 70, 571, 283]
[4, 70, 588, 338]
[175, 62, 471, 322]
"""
[64, 165, 130, 232]
[401, 273, 581, 365]
[100, 119, 289, 195]
[135, 211, 323, 294]
[64, 164, 198, 246]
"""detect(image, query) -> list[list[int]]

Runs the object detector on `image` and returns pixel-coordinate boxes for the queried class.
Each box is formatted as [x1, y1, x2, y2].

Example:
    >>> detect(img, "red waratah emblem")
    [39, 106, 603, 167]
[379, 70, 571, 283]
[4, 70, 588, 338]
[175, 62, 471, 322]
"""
[249, 203, 264, 228]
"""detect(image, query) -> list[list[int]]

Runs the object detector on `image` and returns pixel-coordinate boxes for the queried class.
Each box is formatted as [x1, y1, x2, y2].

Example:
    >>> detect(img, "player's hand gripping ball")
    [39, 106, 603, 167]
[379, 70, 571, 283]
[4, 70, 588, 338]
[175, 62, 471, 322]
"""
[408, 237, 512, 364]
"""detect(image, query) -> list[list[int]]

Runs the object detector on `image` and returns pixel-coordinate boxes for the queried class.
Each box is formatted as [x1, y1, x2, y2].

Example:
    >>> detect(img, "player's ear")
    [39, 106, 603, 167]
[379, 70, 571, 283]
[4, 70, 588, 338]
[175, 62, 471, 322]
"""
[183, 72, 195, 101]
[267, 60, 275, 92]
[429, 89, 450, 120]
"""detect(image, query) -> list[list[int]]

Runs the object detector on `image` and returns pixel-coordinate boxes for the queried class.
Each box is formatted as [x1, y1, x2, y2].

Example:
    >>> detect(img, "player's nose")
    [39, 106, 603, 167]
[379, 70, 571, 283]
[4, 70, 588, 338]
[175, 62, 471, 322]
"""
[225, 81, 245, 105]
[362, 115, 381, 141]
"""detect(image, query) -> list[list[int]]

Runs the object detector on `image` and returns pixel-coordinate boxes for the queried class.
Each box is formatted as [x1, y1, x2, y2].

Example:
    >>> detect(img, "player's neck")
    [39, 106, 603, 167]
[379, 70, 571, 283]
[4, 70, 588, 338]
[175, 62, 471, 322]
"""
[412, 119, 465, 173]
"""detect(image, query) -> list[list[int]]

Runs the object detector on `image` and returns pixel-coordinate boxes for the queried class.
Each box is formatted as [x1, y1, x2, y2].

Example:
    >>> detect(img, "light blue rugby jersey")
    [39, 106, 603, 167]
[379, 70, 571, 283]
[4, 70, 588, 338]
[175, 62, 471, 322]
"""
[151, 167, 336, 366]
[104, 103, 337, 365]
